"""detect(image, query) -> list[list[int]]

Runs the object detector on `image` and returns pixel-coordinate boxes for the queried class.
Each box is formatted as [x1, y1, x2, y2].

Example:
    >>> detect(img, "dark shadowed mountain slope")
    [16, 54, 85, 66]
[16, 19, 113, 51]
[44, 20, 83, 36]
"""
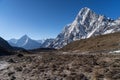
[0, 37, 14, 55]
[0, 37, 13, 50]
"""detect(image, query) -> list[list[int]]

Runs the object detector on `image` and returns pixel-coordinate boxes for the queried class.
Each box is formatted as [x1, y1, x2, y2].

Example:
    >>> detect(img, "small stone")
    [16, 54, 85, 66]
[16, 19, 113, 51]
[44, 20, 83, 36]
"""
[8, 72, 15, 76]
[15, 66, 23, 72]
[17, 53, 24, 58]
[11, 76, 16, 80]
[8, 58, 16, 63]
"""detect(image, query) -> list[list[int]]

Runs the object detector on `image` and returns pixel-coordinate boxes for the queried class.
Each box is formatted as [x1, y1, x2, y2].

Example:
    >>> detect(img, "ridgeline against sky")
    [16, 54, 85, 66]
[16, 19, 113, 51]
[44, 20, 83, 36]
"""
[0, 0, 120, 40]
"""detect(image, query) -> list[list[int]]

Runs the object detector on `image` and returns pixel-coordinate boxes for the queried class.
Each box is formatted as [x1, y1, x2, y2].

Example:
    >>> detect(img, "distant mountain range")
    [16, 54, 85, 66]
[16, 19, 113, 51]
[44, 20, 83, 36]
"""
[0, 35, 54, 55]
[8, 35, 54, 50]
[49, 7, 120, 49]
[1, 7, 120, 50]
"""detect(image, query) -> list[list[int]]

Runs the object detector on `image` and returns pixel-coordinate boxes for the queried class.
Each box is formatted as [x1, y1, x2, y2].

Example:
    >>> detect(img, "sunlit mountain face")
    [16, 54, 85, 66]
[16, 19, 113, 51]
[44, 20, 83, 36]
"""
[49, 7, 120, 49]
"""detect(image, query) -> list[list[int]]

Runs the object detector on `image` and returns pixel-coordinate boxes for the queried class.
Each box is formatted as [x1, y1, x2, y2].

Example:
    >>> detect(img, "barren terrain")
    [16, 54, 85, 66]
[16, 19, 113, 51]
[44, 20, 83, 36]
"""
[0, 51, 120, 80]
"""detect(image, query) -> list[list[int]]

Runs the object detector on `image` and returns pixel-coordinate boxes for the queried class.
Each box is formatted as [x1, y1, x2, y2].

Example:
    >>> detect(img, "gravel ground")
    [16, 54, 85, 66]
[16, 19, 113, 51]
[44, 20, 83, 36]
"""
[0, 52, 120, 80]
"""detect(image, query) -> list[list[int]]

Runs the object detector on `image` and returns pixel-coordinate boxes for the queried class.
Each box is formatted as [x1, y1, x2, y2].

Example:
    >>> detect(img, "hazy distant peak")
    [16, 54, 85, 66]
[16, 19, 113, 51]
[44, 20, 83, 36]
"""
[7, 35, 54, 50]
[21, 35, 29, 39]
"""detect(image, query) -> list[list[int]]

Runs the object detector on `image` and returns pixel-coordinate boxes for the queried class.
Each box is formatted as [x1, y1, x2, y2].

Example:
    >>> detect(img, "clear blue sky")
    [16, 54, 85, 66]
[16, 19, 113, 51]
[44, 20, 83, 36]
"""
[0, 0, 120, 40]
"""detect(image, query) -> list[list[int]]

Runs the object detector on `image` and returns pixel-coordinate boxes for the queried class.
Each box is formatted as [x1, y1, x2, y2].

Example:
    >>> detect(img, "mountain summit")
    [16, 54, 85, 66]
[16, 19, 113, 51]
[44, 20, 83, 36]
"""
[8, 35, 41, 50]
[49, 7, 120, 49]
[17, 35, 30, 47]
[8, 35, 55, 50]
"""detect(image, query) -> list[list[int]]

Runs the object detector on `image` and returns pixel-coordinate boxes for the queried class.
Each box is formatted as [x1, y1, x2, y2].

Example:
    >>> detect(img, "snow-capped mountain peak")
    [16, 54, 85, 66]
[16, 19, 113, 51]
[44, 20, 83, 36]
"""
[20, 35, 30, 41]
[16, 35, 30, 47]
[77, 7, 90, 21]
[8, 35, 55, 50]
[8, 35, 41, 50]
[49, 7, 120, 49]
[22, 36, 29, 46]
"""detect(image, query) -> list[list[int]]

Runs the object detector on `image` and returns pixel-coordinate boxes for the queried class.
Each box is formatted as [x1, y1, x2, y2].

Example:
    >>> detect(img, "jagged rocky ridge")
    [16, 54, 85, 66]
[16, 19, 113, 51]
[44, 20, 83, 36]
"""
[49, 7, 120, 49]
[41, 39, 54, 48]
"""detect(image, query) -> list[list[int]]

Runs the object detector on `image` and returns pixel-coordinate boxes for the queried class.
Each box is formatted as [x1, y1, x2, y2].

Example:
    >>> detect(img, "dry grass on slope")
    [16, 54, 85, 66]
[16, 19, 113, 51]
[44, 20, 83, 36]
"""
[61, 32, 120, 52]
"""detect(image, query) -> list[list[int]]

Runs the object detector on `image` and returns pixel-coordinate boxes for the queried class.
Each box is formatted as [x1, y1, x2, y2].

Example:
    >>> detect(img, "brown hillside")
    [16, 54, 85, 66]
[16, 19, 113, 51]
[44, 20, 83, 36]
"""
[61, 32, 120, 52]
